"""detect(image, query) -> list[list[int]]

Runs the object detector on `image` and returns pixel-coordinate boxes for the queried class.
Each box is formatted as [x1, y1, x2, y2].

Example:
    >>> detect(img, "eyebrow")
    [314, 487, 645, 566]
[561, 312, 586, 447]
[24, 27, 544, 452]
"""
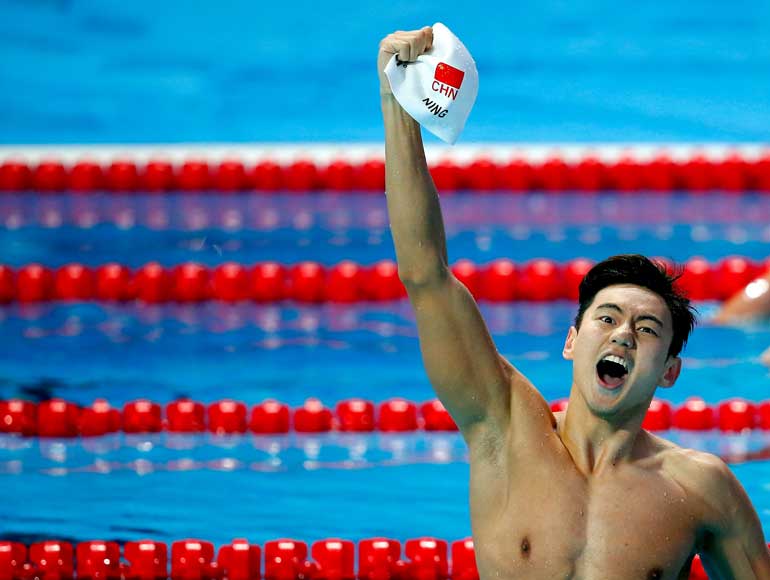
[595, 303, 664, 327]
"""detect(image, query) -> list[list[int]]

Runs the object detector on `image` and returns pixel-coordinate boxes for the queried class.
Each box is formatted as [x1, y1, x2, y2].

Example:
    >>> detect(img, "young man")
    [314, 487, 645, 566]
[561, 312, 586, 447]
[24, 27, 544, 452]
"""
[378, 26, 770, 579]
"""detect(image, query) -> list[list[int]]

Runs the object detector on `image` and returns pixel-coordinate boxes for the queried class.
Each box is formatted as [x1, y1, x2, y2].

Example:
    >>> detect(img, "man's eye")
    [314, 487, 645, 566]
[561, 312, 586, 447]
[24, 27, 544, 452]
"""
[600, 316, 613, 324]
[639, 327, 658, 336]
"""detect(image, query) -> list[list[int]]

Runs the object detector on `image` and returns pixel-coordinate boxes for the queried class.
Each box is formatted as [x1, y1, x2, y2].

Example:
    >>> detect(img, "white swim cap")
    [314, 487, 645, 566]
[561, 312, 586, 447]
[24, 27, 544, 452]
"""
[384, 22, 478, 145]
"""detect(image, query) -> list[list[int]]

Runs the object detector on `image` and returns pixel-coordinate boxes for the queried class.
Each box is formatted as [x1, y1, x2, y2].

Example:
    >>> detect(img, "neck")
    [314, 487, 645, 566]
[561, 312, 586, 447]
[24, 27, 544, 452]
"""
[559, 383, 651, 475]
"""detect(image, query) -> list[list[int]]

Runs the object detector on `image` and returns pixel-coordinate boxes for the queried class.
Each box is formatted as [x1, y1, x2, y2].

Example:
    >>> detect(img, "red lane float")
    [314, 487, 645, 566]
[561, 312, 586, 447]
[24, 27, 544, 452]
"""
[171, 540, 215, 580]
[37, 399, 80, 437]
[479, 259, 518, 302]
[293, 398, 334, 433]
[143, 161, 175, 192]
[3, 397, 770, 438]
[249, 400, 290, 434]
[30, 541, 74, 578]
[77, 541, 121, 579]
[16, 264, 54, 302]
[214, 160, 247, 192]
[0, 257, 765, 303]
[562, 258, 594, 301]
[106, 160, 140, 192]
[421, 400, 458, 432]
[124, 540, 168, 580]
[79, 399, 122, 437]
[0, 161, 32, 191]
[167, 400, 207, 433]
[642, 399, 673, 432]
[123, 400, 163, 434]
[217, 539, 261, 580]
[134, 262, 172, 303]
[96, 264, 134, 301]
[718, 399, 757, 432]
[676, 257, 713, 301]
[0, 266, 15, 303]
[337, 399, 376, 432]
[0, 538, 482, 580]
[0, 399, 37, 436]
[378, 399, 419, 432]
[54, 263, 95, 301]
[70, 161, 104, 192]
[264, 539, 313, 580]
[673, 398, 716, 431]
[3, 152, 770, 193]
[208, 400, 248, 435]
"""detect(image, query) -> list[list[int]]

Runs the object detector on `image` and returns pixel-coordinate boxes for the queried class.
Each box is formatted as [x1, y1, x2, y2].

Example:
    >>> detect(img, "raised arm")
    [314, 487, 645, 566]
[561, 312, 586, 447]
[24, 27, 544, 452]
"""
[697, 455, 770, 578]
[377, 27, 549, 443]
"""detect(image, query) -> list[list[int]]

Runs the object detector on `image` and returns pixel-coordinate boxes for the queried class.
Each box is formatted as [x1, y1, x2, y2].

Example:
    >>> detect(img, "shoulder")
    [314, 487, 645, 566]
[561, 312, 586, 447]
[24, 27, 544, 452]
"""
[640, 436, 732, 499]
[653, 442, 746, 527]
[652, 440, 734, 492]
[656, 442, 770, 574]
[672, 448, 736, 494]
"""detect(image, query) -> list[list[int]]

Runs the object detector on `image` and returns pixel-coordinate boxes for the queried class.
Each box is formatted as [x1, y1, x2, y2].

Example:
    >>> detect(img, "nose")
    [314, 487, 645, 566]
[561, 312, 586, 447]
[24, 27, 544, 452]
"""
[611, 326, 634, 348]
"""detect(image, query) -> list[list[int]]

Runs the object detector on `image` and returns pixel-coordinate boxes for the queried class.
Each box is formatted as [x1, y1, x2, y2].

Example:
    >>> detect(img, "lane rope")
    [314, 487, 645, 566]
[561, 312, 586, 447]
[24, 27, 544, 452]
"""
[1, 144, 770, 193]
[0, 537, 477, 580]
[1, 397, 769, 437]
[0, 256, 766, 303]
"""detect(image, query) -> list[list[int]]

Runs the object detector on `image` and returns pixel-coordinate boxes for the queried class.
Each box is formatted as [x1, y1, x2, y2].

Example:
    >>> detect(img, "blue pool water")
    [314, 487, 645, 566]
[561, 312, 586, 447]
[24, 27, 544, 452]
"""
[2, 192, 770, 546]
[2, 193, 770, 267]
[2, 0, 770, 143]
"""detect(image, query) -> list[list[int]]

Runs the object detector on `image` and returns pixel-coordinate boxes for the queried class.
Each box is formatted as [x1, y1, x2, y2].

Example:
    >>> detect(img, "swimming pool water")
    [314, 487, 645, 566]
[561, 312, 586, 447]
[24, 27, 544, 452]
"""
[2, 193, 770, 266]
[1, 432, 770, 546]
[2, 192, 770, 545]
[2, 0, 770, 143]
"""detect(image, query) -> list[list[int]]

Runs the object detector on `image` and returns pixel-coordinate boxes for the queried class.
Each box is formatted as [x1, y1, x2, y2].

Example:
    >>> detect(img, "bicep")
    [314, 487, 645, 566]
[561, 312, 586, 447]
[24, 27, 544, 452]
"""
[406, 273, 515, 434]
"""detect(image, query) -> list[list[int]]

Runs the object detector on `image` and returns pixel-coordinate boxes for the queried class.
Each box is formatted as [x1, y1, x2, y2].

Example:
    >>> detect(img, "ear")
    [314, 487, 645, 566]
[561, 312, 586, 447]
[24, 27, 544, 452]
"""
[562, 326, 578, 360]
[658, 356, 682, 388]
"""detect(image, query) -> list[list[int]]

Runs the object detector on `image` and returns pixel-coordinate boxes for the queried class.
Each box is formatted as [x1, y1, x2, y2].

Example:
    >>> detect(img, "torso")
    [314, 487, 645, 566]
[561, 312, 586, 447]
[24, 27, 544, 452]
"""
[467, 411, 708, 580]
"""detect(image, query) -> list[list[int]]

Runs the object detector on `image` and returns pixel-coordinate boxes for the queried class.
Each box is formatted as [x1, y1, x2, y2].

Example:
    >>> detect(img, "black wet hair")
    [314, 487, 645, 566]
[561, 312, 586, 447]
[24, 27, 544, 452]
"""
[573, 254, 697, 357]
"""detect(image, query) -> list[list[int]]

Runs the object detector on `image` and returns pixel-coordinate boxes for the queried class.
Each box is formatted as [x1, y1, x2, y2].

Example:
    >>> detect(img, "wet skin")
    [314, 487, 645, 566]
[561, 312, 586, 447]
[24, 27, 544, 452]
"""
[468, 411, 705, 579]
[461, 285, 751, 579]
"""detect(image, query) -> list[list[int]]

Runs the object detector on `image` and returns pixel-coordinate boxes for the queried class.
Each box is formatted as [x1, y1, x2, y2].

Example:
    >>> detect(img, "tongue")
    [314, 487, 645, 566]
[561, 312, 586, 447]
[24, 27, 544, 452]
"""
[601, 373, 624, 389]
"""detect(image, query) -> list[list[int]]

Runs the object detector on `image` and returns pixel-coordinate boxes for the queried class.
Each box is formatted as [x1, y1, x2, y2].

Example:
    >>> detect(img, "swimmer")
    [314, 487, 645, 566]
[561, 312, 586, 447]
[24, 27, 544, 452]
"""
[378, 26, 770, 579]
[714, 269, 770, 366]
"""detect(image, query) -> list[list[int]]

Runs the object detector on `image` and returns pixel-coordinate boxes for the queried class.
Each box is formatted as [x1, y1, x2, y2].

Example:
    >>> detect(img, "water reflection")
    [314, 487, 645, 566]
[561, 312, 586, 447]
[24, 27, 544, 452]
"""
[3, 194, 770, 269]
[3, 193, 770, 230]
[2, 431, 770, 475]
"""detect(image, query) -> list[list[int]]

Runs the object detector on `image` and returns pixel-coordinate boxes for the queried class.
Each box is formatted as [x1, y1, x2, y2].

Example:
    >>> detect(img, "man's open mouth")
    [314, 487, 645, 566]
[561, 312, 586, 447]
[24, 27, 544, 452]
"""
[596, 355, 629, 390]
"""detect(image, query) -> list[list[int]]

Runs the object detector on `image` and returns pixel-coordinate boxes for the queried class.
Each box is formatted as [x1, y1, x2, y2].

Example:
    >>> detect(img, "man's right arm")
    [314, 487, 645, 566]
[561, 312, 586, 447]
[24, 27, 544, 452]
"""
[378, 28, 550, 442]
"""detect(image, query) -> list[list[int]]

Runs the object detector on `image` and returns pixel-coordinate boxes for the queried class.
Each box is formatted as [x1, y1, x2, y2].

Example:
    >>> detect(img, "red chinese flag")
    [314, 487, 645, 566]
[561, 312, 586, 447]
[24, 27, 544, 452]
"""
[434, 62, 465, 89]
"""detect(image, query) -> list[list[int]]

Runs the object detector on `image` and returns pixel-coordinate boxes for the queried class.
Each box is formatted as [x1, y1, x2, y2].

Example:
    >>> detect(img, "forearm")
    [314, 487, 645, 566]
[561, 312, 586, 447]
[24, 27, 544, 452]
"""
[381, 94, 449, 285]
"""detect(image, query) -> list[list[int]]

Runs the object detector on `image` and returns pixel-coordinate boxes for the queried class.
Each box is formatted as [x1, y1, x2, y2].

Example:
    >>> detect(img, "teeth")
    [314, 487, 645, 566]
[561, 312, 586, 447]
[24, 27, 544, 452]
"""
[602, 355, 629, 372]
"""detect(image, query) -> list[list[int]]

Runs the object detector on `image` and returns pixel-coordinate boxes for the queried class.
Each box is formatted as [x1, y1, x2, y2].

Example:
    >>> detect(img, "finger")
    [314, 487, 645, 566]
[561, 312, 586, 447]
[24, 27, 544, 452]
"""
[379, 37, 393, 53]
[380, 37, 405, 55]
[399, 40, 414, 63]
[384, 39, 411, 62]
[422, 26, 433, 51]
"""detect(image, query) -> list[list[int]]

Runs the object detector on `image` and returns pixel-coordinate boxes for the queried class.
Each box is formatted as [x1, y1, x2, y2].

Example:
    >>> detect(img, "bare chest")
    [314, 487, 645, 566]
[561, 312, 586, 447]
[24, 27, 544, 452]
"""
[469, 450, 699, 580]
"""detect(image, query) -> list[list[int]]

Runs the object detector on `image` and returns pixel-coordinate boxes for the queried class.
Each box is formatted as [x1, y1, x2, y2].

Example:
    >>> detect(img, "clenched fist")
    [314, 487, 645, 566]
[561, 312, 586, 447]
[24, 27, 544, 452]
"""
[377, 27, 433, 95]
